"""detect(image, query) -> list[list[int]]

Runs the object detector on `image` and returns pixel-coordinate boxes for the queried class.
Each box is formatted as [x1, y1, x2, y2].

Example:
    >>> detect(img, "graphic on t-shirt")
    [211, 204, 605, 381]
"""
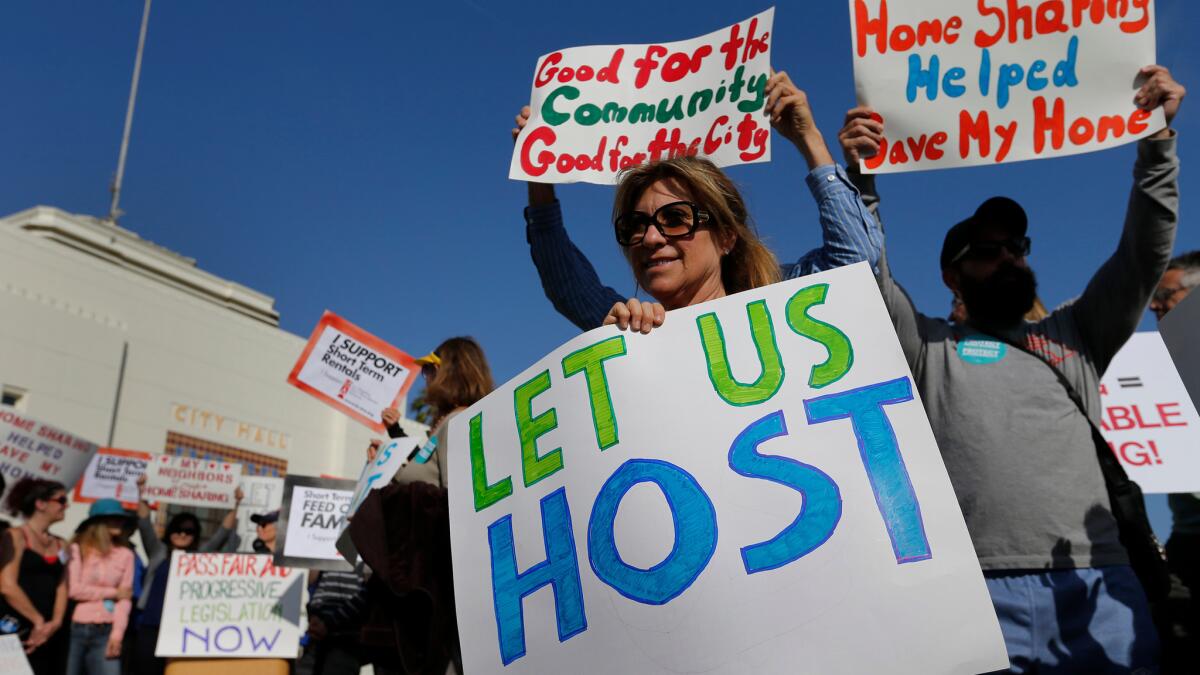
[956, 336, 1007, 365]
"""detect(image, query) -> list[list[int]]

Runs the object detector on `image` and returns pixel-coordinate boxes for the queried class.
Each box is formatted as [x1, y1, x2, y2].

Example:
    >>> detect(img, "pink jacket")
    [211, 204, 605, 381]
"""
[67, 544, 134, 640]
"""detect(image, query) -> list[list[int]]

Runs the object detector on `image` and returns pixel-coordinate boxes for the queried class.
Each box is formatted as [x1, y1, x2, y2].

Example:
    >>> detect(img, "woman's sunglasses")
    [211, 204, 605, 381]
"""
[614, 201, 710, 246]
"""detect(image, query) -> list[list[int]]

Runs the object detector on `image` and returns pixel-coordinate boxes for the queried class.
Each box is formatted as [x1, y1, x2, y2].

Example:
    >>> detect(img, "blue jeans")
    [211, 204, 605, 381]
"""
[983, 566, 1160, 674]
[67, 622, 119, 675]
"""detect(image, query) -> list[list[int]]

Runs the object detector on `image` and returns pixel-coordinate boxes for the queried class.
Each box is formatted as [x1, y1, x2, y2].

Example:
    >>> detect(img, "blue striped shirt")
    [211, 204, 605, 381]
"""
[524, 163, 883, 331]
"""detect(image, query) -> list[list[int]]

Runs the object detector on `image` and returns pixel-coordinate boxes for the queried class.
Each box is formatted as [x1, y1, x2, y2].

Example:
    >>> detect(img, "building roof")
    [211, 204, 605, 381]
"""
[0, 205, 280, 325]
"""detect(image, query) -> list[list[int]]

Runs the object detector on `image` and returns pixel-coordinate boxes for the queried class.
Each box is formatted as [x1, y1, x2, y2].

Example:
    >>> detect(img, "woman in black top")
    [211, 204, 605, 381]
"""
[0, 478, 70, 674]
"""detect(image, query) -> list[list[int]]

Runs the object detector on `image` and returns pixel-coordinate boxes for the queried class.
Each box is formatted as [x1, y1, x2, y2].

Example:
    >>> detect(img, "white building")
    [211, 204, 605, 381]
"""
[0, 205, 422, 536]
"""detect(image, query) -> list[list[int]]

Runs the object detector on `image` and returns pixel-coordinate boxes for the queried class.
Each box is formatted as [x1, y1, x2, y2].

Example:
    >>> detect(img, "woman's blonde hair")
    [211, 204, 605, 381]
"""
[613, 156, 781, 294]
[423, 337, 494, 421]
[73, 521, 112, 557]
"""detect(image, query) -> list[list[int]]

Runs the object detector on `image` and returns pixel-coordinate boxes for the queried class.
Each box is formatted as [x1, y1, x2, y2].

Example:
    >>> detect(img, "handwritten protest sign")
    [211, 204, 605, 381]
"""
[1100, 332, 1200, 493]
[73, 448, 152, 509]
[335, 432, 431, 561]
[236, 476, 285, 553]
[447, 263, 1007, 673]
[144, 454, 241, 509]
[287, 311, 419, 432]
[0, 635, 32, 675]
[848, 0, 1164, 172]
[0, 406, 98, 501]
[155, 552, 305, 658]
[277, 475, 356, 571]
[509, 9, 774, 185]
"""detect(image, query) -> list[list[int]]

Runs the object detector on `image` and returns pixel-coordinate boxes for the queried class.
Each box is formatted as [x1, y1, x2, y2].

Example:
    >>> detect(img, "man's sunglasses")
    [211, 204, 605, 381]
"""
[951, 236, 1031, 264]
[614, 201, 710, 247]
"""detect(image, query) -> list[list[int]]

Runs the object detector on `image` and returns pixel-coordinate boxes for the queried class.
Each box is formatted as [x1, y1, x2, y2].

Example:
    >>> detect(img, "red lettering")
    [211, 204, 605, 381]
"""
[598, 49, 623, 84]
[975, 0, 1005, 47]
[720, 22, 745, 68]
[661, 46, 712, 83]
[1127, 108, 1151, 134]
[1131, 404, 1162, 429]
[519, 126, 556, 177]
[1106, 406, 1136, 431]
[1032, 96, 1064, 153]
[633, 45, 667, 89]
[534, 52, 562, 88]
[1158, 402, 1187, 427]
[959, 109, 992, 158]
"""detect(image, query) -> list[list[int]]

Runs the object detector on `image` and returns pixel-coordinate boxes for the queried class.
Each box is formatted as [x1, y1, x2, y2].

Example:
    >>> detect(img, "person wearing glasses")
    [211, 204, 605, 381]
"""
[834, 64, 1185, 672]
[514, 70, 880, 332]
[0, 478, 70, 674]
[129, 475, 243, 675]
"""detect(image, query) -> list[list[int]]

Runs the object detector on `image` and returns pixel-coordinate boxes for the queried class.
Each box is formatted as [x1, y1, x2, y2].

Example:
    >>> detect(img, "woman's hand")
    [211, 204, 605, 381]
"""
[381, 407, 401, 428]
[837, 106, 885, 168]
[603, 299, 665, 334]
[765, 70, 834, 169]
[1135, 65, 1185, 138]
[24, 619, 51, 653]
[366, 439, 382, 464]
[116, 587, 133, 601]
[233, 486, 244, 505]
[105, 636, 122, 659]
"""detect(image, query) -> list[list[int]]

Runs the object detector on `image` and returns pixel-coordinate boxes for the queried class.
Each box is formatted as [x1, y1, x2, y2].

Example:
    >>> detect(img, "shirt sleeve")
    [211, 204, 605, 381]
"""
[787, 164, 883, 278]
[526, 201, 625, 331]
[200, 526, 232, 553]
[67, 544, 117, 602]
[1071, 133, 1179, 374]
[111, 550, 134, 641]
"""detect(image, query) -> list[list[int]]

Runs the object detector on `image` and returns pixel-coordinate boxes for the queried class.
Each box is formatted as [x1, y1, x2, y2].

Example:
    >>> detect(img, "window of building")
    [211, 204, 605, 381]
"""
[1, 386, 26, 410]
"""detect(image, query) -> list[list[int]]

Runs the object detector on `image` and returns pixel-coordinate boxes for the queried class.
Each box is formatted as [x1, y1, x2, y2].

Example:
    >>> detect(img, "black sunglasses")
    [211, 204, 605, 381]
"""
[951, 236, 1031, 264]
[174, 528, 197, 536]
[614, 201, 710, 246]
[48, 495, 67, 506]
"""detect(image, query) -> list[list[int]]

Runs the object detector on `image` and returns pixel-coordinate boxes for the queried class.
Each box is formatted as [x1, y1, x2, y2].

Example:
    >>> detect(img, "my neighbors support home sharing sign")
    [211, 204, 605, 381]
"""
[848, 0, 1163, 172]
[448, 263, 1008, 674]
[510, 9, 774, 185]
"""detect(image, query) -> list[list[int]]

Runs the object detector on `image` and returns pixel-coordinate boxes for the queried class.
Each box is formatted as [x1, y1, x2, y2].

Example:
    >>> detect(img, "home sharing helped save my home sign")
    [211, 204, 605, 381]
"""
[510, 9, 774, 185]
[447, 263, 1008, 674]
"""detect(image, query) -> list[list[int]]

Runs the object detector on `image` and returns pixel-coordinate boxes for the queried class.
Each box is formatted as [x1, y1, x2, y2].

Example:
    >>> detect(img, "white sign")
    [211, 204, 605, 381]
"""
[236, 476, 285, 553]
[848, 0, 1163, 172]
[448, 263, 1007, 674]
[74, 448, 152, 508]
[509, 9, 773, 185]
[277, 476, 356, 571]
[287, 311, 419, 432]
[155, 552, 306, 658]
[144, 454, 242, 509]
[0, 635, 33, 675]
[1100, 332, 1200, 493]
[0, 406, 98, 501]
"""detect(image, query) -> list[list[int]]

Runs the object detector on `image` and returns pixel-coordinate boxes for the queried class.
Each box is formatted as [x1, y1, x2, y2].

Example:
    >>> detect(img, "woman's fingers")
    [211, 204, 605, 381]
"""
[604, 299, 665, 333]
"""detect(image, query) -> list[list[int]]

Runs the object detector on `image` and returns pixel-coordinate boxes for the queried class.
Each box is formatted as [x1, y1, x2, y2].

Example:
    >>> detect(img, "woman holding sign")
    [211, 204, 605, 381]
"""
[0, 478, 69, 674]
[515, 70, 880, 331]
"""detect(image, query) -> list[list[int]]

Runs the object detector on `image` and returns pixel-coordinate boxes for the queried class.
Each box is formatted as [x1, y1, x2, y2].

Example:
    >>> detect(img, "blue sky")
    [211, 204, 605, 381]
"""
[2, 1, 1196, 537]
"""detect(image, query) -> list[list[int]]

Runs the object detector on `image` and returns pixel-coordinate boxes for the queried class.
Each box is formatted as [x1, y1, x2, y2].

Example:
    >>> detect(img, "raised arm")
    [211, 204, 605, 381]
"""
[135, 474, 165, 561]
[1072, 65, 1184, 372]
[515, 106, 624, 331]
[837, 107, 932, 366]
[765, 71, 881, 275]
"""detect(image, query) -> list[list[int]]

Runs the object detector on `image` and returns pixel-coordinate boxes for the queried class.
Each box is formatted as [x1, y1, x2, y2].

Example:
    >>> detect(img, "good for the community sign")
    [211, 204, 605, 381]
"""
[0, 406, 98, 501]
[155, 552, 306, 659]
[287, 311, 419, 432]
[848, 0, 1163, 172]
[510, 9, 773, 185]
[447, 263, 1007, 674]
[1100, 332, 1200, 493]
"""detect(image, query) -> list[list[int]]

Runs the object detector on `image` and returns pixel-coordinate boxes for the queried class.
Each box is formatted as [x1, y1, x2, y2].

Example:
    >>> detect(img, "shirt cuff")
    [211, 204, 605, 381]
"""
[804, 163, 860, 201]
[1136, 128, 1177, 165]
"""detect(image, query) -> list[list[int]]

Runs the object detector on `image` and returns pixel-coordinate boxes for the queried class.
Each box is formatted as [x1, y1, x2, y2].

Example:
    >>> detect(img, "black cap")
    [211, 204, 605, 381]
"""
[250, 510, 279, 526]
[940, 197, 1028, 269]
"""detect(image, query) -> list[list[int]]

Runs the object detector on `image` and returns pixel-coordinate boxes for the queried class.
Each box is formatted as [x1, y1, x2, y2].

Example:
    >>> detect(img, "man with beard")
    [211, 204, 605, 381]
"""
[836, 64, 1184, 673]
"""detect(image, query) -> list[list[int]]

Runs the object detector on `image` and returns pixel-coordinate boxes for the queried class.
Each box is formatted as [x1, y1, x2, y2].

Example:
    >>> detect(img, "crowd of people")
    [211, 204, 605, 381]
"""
[0, 56, 1192, 675]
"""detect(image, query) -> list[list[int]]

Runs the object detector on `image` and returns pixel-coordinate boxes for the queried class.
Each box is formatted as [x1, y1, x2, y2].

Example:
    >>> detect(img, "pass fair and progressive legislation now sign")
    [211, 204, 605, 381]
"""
[848, 0, 1164, 172]
[510, 9, 774, 185]
[447, 263, 1007, 674]
[288, 311, 419, 433]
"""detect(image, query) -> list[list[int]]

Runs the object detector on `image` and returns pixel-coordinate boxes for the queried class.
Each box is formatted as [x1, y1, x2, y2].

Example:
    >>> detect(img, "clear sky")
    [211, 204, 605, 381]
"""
[2, 1, 1197, 537]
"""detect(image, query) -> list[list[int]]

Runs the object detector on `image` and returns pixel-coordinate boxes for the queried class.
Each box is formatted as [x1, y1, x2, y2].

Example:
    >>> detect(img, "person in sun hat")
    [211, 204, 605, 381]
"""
[67, 499, 136, 675]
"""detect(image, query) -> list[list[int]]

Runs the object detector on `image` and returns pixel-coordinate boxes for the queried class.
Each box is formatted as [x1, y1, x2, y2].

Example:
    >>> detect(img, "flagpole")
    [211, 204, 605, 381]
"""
[108, 0, 152, 224]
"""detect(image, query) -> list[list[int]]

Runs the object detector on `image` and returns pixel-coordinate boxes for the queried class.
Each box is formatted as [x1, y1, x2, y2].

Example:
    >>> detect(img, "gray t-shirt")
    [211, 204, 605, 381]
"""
[851, 135, 1179, 570]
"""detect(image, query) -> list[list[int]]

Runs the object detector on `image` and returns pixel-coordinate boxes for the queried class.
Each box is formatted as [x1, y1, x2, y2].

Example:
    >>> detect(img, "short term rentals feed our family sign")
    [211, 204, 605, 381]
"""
[848, 0, 1164, 172]
[447, 263, 1008, 674]
[510, 9, 774, 185]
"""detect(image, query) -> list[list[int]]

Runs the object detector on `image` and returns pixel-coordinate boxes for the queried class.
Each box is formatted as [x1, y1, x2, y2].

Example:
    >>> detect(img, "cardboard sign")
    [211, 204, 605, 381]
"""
[73, 447, 152, 508]
[287, 311, 419, 432]
[1160, 289, 1200, 412]
[144, 454, 242, 509]
[1100, 332, 1200, 493]
[155, 552, 306, 658]
[335, 433, 431, 562]
[0, 635, 33, 675]
[236, 476, 285, 553]
[276, 475, 356, 571]
[447, 263, 1007, 674]
[509, 9, 774, 185]
[0, 406, 98, 501]
[848, 0, 1164, 173]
